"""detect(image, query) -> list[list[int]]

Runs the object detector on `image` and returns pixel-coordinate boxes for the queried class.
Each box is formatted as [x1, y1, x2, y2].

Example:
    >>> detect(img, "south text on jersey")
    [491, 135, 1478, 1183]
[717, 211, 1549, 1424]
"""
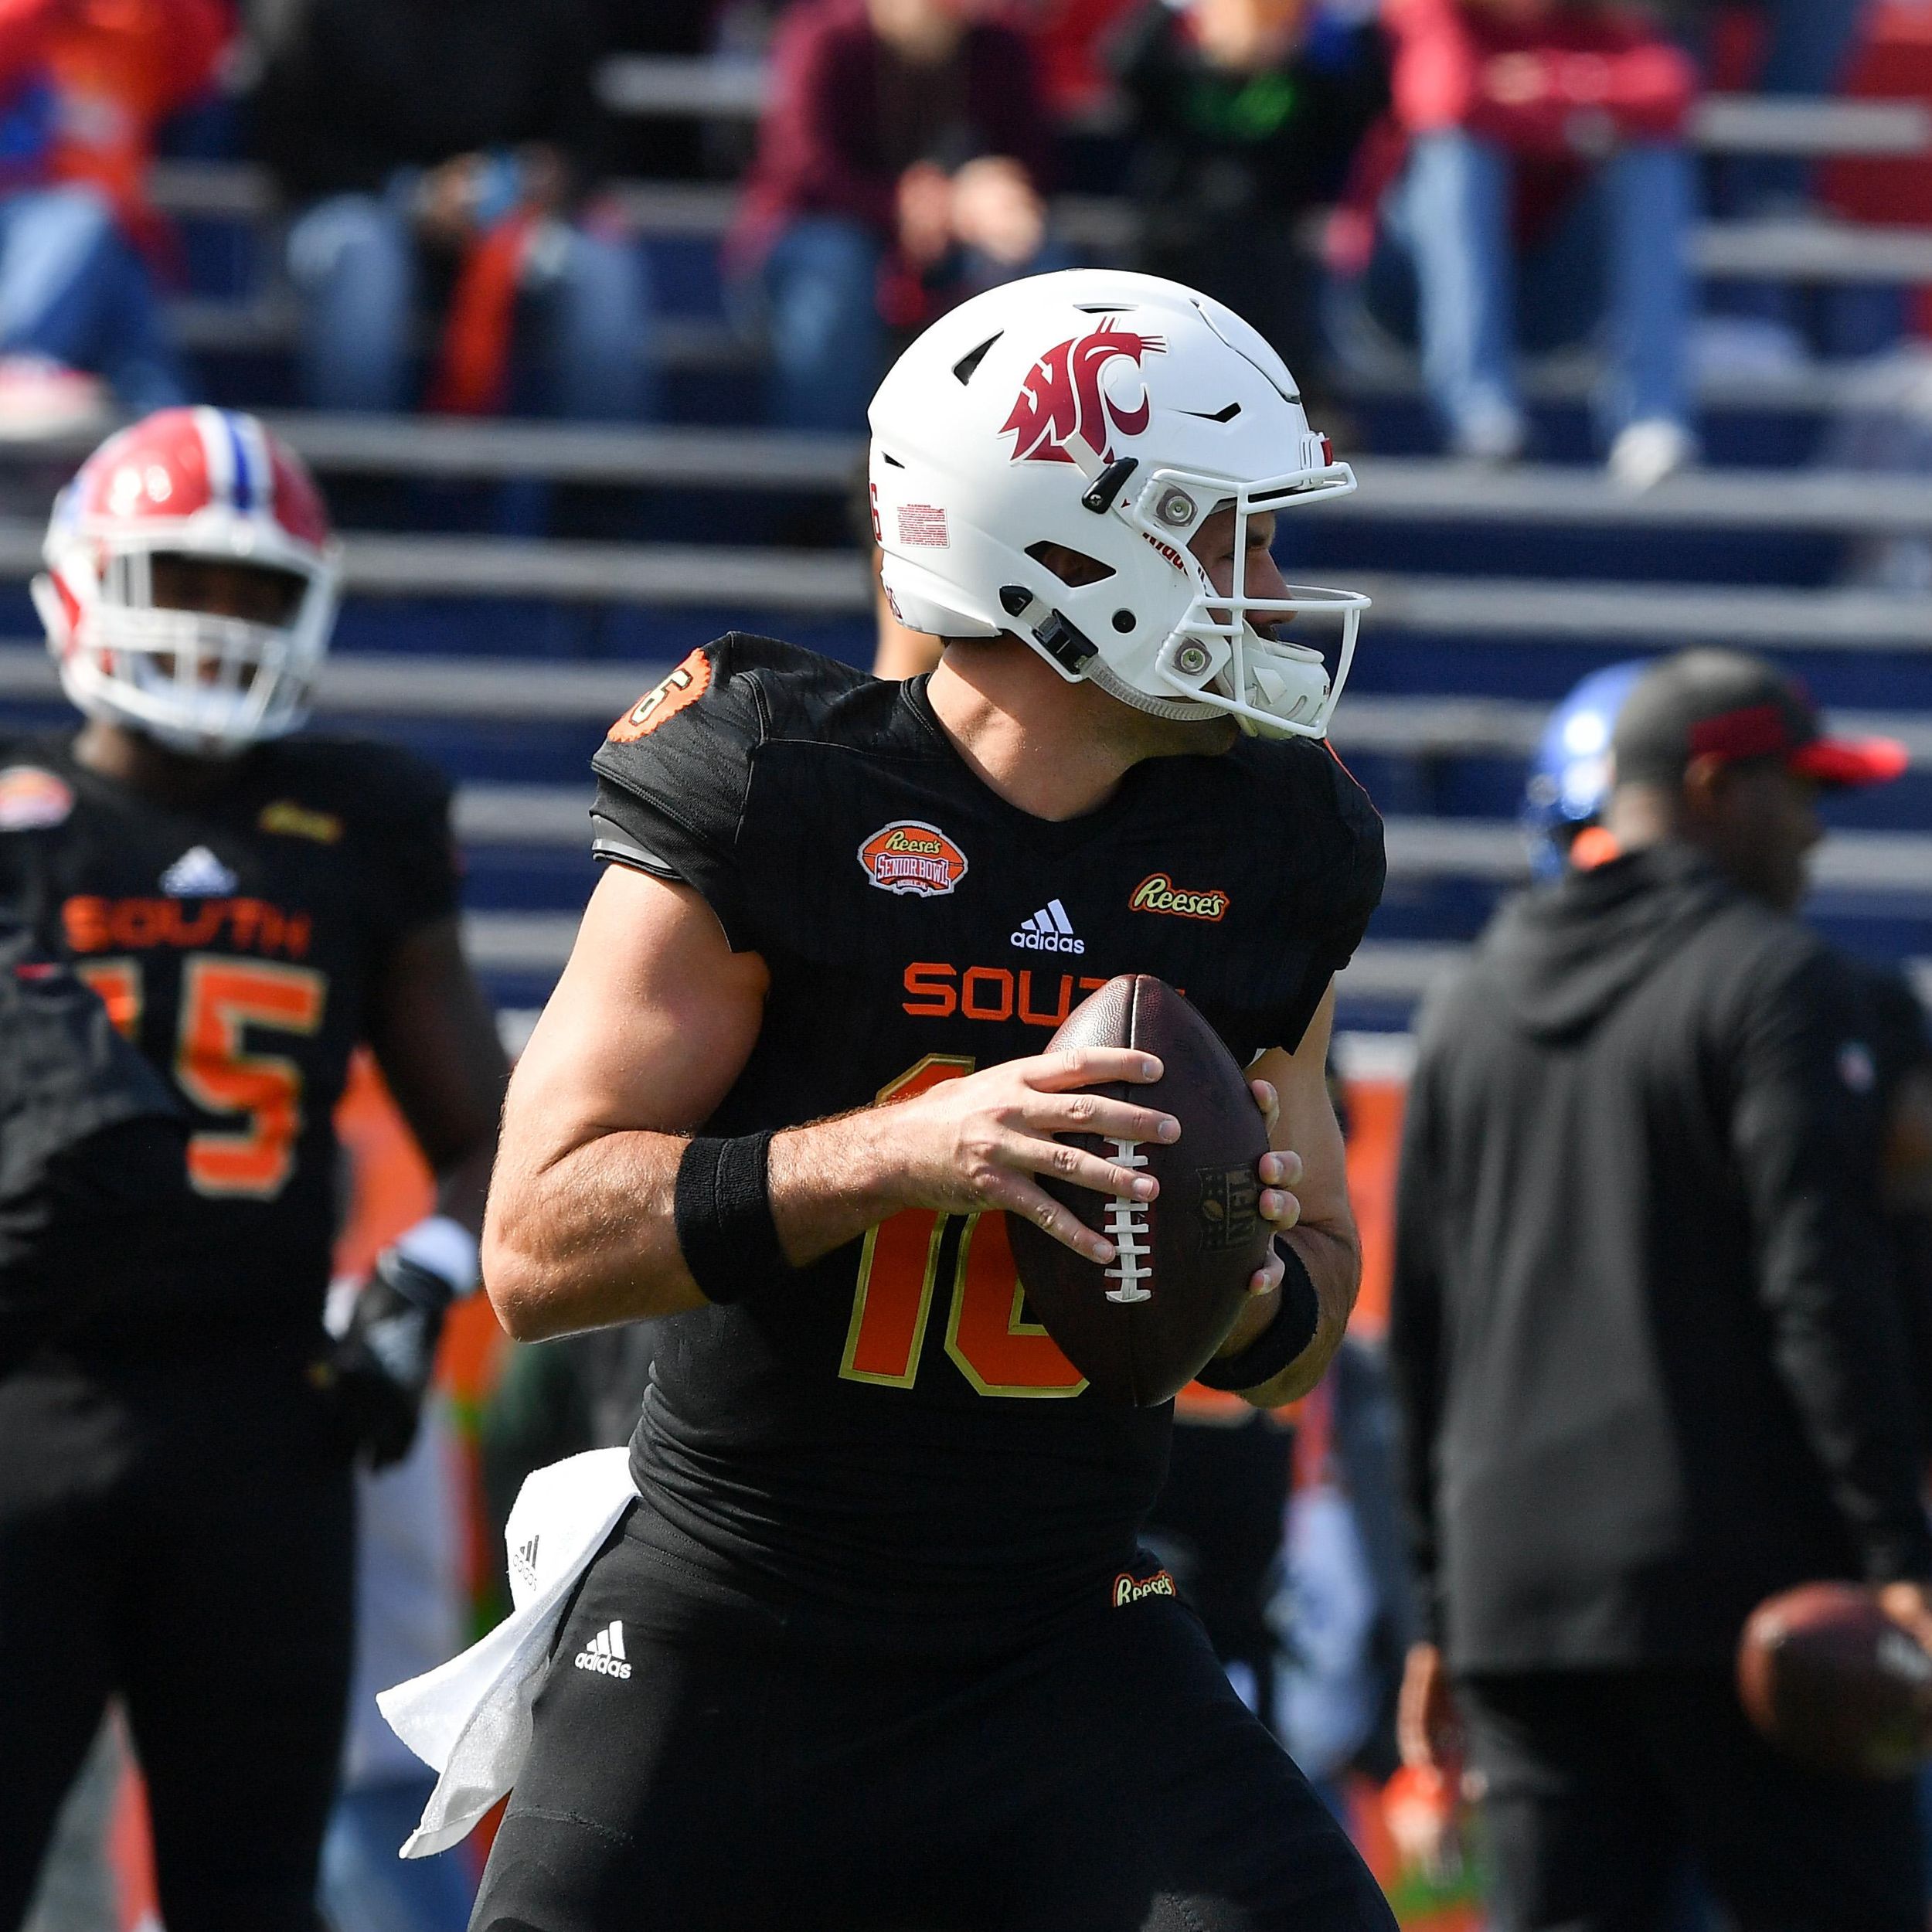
[63, 894, 313, 960]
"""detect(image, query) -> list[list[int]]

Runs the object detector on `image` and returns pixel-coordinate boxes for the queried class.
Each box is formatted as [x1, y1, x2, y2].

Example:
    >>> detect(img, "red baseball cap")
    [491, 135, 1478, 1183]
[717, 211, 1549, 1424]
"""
[1611, 649, 1908, 791]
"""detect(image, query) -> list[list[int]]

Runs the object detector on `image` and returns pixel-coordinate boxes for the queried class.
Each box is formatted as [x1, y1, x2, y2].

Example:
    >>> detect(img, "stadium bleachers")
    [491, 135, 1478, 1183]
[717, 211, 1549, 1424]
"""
[4, 66, 1931, 1046]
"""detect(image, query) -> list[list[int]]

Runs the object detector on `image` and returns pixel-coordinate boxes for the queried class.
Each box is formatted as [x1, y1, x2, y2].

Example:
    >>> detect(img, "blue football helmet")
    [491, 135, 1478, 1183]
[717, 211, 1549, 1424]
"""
[1522, 661, 1648, 881]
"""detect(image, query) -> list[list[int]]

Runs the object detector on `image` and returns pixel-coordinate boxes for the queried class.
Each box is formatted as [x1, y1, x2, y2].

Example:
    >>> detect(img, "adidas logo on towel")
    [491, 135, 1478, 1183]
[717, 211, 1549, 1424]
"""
[160, 845, 239, 897]
[512, 1536, 540, 1589]
[1010, 898, 1084, 954]
[573, 1620, 631, 1680]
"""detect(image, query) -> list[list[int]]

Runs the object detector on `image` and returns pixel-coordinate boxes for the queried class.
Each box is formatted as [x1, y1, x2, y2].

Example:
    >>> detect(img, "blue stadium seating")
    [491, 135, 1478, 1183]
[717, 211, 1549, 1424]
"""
[4, 124, 1930, 1049]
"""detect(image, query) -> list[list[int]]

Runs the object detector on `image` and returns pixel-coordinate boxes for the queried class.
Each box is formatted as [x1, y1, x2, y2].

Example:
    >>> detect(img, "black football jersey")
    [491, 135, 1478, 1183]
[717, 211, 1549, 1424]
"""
[0, 730, 459, 1349]
[590, 634, 1384, 1643]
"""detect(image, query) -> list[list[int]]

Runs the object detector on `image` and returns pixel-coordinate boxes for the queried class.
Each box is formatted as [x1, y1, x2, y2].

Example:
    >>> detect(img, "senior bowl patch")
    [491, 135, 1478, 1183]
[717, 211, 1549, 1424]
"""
[0, 766, 73, 830]
[859, 820, 969, 898]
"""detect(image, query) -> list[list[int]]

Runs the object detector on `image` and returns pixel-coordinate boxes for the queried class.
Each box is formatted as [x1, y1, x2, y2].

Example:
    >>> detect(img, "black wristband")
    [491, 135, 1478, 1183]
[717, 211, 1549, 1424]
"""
[1192, 1238, 1321, 1393]
[673, 1131, 788, 1305]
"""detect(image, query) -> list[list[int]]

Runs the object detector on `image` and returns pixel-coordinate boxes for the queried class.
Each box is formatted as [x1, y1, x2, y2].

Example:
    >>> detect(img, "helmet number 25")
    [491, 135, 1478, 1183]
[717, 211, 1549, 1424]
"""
[839, 1055, 1087, 1399]
[76, 954, 327, 1200]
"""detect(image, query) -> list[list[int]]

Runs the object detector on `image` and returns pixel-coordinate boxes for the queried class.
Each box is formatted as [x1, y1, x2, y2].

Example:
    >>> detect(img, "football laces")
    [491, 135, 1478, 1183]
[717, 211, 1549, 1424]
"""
[1103, 1137, 1153, 1304]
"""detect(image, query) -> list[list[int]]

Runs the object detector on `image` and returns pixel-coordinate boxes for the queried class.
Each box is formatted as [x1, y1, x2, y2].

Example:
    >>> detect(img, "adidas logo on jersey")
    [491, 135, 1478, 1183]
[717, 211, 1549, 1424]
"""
[1010, 899, 1084, 954]
[573, 1621, 632, 1680]
[159, 845, 239, 897]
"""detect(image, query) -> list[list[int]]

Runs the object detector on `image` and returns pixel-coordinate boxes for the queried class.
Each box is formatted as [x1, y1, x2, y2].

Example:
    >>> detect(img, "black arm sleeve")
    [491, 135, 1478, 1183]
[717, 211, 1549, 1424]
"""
[1386, 1036, 1447, 1645]
[587, 641, 763, 951]
[1733, 945, 1932, 1583]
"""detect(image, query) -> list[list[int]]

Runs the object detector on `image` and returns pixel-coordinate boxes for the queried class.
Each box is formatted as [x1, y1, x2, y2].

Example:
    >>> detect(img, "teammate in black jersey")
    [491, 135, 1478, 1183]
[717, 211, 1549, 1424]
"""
[0, 408, 507, 1930]
[476, 271, 1394, 1930]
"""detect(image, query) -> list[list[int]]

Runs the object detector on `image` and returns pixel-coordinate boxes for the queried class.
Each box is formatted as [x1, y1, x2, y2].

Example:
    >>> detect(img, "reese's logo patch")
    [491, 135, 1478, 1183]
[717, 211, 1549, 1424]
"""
[1131, 872, 1230, 921]
[859, 821, 968, 898]
[1112, 1569, 1179, 1609]
[258, 799, 342, 844]
[609, 648, 711, 743]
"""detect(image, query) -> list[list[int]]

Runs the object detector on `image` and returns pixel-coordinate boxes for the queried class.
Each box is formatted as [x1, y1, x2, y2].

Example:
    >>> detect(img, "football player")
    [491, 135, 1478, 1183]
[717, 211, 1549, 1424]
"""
[474, 271, 1393, 1930]
[0, 408, 507, 1930]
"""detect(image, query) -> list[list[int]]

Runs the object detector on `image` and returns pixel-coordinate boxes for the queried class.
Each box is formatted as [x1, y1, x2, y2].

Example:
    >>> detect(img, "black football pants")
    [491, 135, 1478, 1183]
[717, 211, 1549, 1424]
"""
[471, 1505, 1396, 1932]
[1458, 1667, 1927, 1932]
[0, 1350, 352, 1932]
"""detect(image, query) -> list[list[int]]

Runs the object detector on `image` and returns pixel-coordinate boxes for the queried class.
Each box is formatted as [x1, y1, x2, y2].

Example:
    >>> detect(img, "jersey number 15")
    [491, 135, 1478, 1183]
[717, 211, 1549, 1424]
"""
[77, 954, 328, 1201]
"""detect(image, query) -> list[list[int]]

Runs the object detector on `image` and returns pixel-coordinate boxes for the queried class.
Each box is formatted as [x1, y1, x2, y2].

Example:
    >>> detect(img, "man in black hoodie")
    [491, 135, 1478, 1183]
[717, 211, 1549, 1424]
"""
[1388, 648, 1932, 1931]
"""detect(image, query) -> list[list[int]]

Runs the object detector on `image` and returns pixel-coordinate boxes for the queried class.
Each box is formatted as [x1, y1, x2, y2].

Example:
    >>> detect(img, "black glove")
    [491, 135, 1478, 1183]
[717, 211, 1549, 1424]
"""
[316, 1247, 457, 1470]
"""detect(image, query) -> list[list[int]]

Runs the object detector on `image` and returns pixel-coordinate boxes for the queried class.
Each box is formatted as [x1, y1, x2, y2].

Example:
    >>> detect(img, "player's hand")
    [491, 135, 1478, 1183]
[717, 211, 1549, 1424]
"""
[876, 1046, 1177, 1262]
[314, 1248, 454, 1469]
[1246, 1077, 1301, 1298]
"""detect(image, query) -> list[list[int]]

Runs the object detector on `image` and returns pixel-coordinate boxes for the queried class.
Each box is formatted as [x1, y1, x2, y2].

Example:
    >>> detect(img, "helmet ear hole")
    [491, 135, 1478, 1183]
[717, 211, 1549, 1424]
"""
[1025, 541, 1114, 588]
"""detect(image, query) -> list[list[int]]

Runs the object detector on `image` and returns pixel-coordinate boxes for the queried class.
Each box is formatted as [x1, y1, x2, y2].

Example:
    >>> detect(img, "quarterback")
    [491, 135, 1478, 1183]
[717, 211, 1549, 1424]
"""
[0, 410, 506, 1927]
[478, 272, 1393, 1930]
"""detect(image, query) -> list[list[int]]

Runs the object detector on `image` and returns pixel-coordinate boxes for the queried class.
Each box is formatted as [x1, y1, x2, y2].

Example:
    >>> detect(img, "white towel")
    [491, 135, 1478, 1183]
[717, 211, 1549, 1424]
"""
[376, 1446, 638, 1858]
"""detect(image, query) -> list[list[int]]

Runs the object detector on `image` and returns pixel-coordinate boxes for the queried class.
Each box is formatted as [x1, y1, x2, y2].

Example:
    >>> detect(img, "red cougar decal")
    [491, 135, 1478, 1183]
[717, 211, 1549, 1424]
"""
[1000, 323, 1166, 465]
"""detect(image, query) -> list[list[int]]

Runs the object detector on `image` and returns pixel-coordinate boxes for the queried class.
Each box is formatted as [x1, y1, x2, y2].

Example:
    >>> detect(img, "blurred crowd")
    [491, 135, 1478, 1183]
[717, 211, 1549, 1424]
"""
[0, 0, 1918, 489]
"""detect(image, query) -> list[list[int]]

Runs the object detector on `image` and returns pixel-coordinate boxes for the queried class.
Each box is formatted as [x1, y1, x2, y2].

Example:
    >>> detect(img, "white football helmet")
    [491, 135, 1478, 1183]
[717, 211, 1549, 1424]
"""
[34, 406, 341, 757]
[868, 269, 1366, 740]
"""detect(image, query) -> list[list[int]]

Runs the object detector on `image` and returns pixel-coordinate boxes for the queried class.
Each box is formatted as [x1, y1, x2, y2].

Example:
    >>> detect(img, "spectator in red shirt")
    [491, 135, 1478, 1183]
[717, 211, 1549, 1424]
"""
[1341, 0, 1699, 486]
[730, 0, 1066, 434]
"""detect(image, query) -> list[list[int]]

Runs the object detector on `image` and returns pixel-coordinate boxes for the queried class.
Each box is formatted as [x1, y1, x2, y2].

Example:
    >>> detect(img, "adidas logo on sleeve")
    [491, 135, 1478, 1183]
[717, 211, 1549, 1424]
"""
[573, 1620, 632, 1680]
[1010, 898, 1084, 954]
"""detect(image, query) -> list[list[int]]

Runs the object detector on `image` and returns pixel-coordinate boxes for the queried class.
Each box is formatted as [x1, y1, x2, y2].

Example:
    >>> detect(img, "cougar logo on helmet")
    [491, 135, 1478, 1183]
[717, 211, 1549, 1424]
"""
[1000, 324, 1165, 466]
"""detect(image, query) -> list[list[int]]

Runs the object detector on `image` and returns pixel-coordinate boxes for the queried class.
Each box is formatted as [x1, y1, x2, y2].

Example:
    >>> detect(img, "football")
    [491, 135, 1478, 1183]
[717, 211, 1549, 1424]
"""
[1005, 974, 1272, 1406]
[1736, 1583, 1932, 1779]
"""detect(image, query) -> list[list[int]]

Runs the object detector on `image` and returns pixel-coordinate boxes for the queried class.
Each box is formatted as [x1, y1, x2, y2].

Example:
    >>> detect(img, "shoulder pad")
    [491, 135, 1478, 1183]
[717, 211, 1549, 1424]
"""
[594, 636, 764, 793]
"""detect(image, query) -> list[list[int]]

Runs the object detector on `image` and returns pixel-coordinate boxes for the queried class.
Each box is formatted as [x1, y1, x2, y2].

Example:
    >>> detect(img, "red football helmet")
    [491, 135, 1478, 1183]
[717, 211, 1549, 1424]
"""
[34, 407, 342, 756]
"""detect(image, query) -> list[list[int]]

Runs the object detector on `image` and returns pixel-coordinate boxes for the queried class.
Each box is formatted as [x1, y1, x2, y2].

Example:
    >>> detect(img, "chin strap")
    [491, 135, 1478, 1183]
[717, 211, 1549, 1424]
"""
[1085, 655, 1221, 724]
